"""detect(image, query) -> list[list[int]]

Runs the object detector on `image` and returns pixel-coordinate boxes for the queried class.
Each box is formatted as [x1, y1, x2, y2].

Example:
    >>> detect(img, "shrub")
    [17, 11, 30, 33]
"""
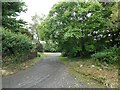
[44, 41, 60, 52]
[36, 43, 43, 52]
[2, 28, 33, 65]
[91, 46, 120, 64]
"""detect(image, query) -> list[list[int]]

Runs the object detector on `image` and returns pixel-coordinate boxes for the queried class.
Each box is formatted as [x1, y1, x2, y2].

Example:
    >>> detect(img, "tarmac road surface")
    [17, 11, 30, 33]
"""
[2, 53, 90, 88]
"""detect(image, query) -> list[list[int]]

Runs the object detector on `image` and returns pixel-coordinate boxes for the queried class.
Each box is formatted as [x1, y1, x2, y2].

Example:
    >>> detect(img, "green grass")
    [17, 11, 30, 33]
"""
[2, 52, 46, 76]
[59, 56, 118, 88]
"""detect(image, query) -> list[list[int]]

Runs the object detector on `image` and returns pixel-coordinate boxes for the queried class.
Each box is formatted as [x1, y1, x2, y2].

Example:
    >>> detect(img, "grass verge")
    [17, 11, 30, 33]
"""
[59, 56, 118, 88]
[2, 52, 46, 77]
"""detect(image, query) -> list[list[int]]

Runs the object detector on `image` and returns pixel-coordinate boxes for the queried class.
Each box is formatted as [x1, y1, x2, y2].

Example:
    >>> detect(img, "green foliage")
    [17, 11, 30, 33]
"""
[39, 1, 114, 57]
[44, 41, 60, 52]
[91, 46, 120, 64]
[2, 1, 35, 65]
[38, 1, 119, 64]
[2, 2, 32, 38]
[36, 43, 43, 52]
[2, 28, 33, 65]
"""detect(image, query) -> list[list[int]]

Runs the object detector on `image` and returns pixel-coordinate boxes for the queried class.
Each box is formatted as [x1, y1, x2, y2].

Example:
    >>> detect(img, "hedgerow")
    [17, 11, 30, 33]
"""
[2, 28, 33, 65]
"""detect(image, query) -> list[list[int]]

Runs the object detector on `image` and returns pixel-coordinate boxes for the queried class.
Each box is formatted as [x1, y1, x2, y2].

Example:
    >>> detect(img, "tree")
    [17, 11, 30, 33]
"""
[2, 1, 34, 64]
[110, 2, 120, 47]
[2, 2, 32, 38]
[30, 14, 46, 52]
[39, 1, 115, 57]
[30, 14, 44, 43]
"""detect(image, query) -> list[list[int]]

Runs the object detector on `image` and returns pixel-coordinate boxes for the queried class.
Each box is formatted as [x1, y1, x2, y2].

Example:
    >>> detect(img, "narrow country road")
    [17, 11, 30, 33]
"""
[2, 53, 90, 88]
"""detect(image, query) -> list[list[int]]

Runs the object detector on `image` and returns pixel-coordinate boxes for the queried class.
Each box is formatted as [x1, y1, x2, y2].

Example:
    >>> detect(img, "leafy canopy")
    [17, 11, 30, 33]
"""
[39, 1, 116, 57]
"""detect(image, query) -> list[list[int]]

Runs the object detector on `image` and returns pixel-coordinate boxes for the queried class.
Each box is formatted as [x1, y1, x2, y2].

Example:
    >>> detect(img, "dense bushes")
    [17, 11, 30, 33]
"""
[2, 2, 38, 66]
[2, 28, 33, 65]
[43, 41, 60, 52]
[91, 46, 120, 64]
